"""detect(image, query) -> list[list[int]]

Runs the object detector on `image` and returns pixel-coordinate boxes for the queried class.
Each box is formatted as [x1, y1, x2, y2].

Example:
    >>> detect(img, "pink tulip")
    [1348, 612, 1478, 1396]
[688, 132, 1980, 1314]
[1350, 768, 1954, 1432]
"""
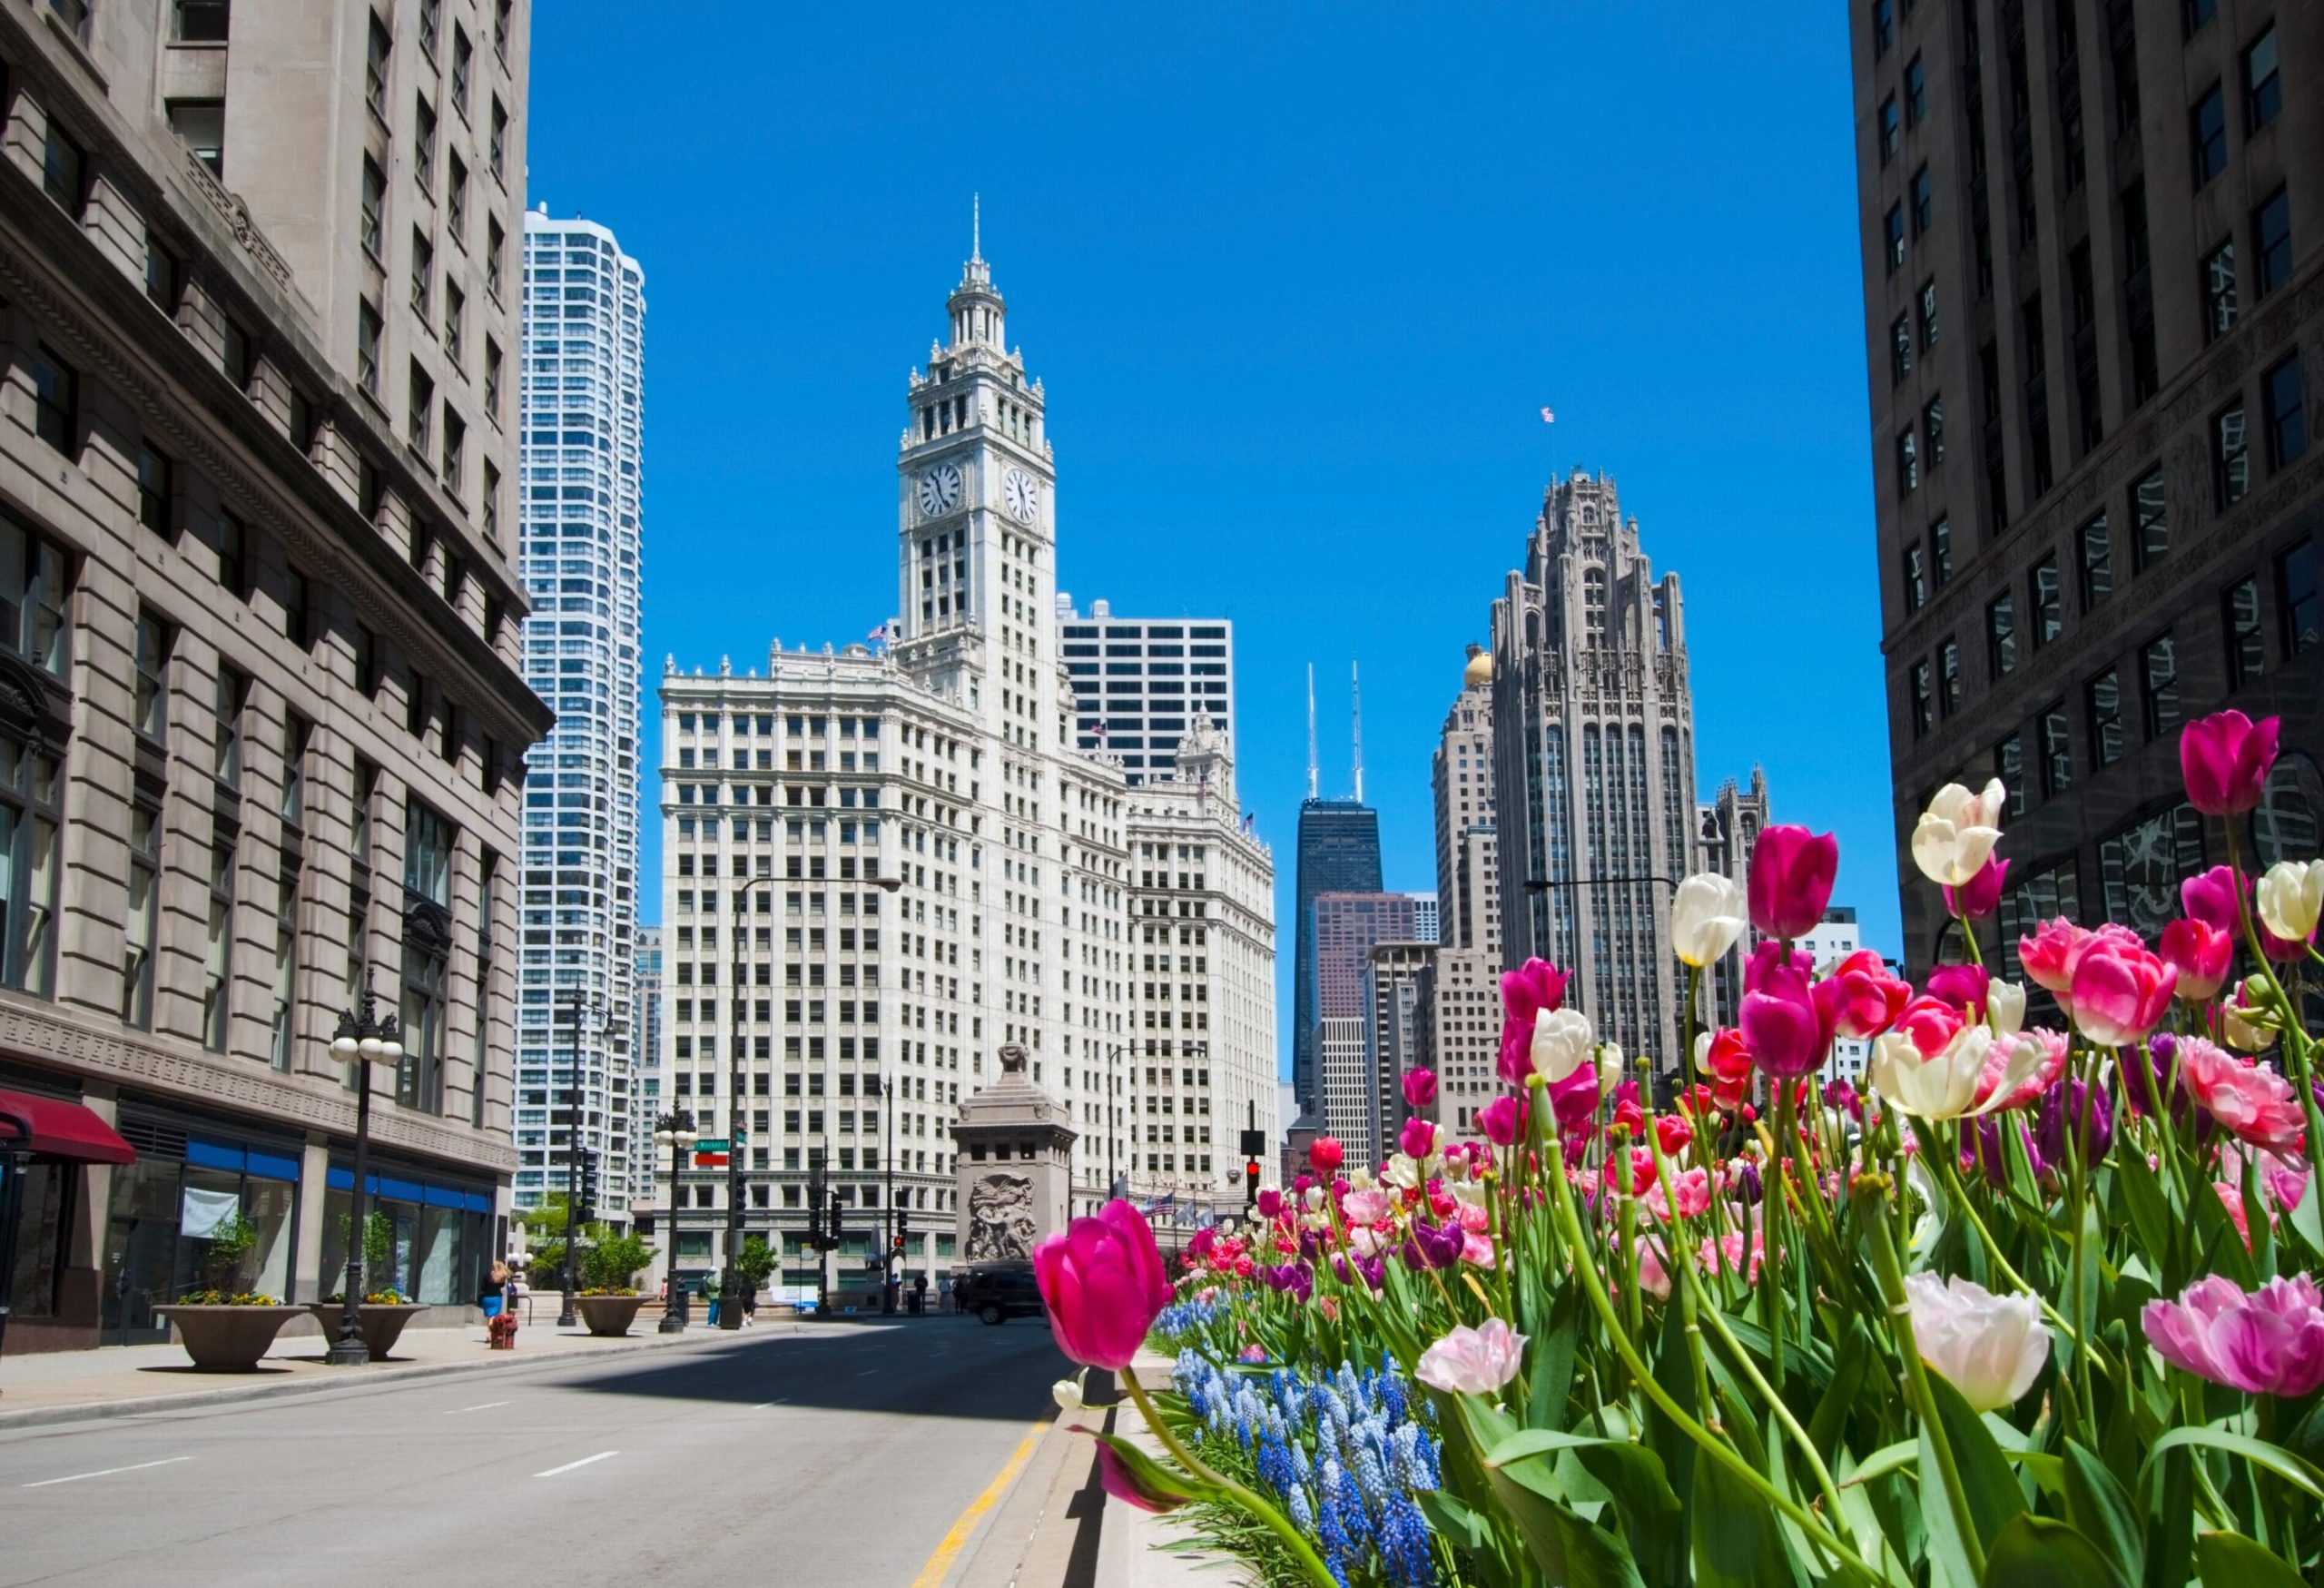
[1307, 1136, 1344, 1176]
[1415, 1317, 1529, 1396]
[1925, 962, 1991, 1018]
[1397, 1116, 1438, 1161]
[1342, 1187, 1391, 1226]
[2180, 711, 2280, 817]
[1892, 993, 1966, 1058]
[2142, 1274, 2324, 1397]
[1402, 1067, 1438, 1110]
[2176, 1035, 2306, 1154]
[1827, 949, 1911, 1039]
[1497, 959, 1571, 1081]
[2017, 917, 2085, 999]
[1479, 1094, 1528, 1146]
[2160, 918, 2234, 1001]
[1943, 855, 2011, 921]
[2068, 937, 2177, 1045]
[1740, 946, 1838, 1077]
[1977, 1026, 2068, 1112]
[1091, 1437, 1192, 1514]
[1747, 825, 1839, 940]
[1033, 1199, 1176, 1372]
[2182, 864, 2246, 934]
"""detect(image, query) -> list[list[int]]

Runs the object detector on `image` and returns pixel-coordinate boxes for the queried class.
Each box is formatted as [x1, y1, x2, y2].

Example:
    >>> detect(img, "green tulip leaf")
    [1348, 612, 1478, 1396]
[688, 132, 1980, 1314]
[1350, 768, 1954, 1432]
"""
[2191, 1529, 2309, 1588]
[1491, 1448, 1649, 1588]
[2061, 1439, 2144, 1586]
[2140, 1425, 2324, 1504]
[2113, 1148, 2173, 1269]
[1690, 1442, 1807, 1588]
[1917, 1370, 2026, 1588]
[1981, 1513, 2132, 1588]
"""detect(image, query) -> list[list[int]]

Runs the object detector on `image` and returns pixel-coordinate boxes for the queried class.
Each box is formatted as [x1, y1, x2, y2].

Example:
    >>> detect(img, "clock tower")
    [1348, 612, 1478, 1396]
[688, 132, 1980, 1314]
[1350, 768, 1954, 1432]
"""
[893, 215, 1059, 752]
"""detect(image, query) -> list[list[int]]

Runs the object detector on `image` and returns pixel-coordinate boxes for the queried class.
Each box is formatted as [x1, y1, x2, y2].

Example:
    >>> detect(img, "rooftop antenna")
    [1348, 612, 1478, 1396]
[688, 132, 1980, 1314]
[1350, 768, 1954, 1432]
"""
[971, 192, 981, 260]
[1305, 665, 1319, 802]
[1351, 660, 1364, 805]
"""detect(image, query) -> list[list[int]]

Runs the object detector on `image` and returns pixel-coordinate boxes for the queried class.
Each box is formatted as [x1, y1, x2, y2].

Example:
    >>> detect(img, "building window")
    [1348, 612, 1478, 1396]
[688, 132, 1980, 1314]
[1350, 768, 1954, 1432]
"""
[2201, 239, 2238, 343]
[122, 799, 160, 1028]
[2031, 555, 2063, 646]
[1939, 638, 1962, 716]
[419, 0, 440, 57]
[1873, 0, 1893, 56]
[483, 337, 502, 419]
[281, 714, 310, 827]
[2282, 540, 2319, 657]
[358, 299, 382, 396]
[213, 664, 246, 788]
[2214, 404, 2249, 508]
[366, 12, 391, 123]
[137, 445, 175, 538]
[270, 853, 300, 1071]
[168, 100, 226, 179]
[409, 362, 433, 450]
[2190, 84, 2227, 188]
[217, 512, 249, 598]
[444, 281, 465, 366]
[1884, 204, 1905, 272]
[2078, 514, 2112, 609]
[410, 229, 433, 319]
[173, 0, 230, 42]
[450, 25, 472, 113]
[202, 839, 234, 1051]
[1994, 733, 2025, 817]
[2253, 188, 2291, 299]
[2225, 577, 2266, 686]
[1909, 659, 1933, 737]
[29, 345, 76, 458]
[2242, 25, 2280, 132]
[2263, 354, 2307, 472]
[0, 725, 63, 1001]
[494, 0, 511, 57]
[2040, 703, 2073, 795]
[399, 799, 453, 1113]
[1930, 517, 1953, 585]
[1890, 313, 1913, 383]
[1924, 396, 1945, 465]
[2132, 467, 2168, 570]
[284, 567, 315, 648]
[490, 98, 507, 180]
[2087, 667, 2124, 766]
[2142, 636, 2180, 740]
[472, 851, 496, 1128]
[42, 120, 85, 214]
[1905, 54, 1926, 123]
[133, 609, 171, 742]
[1987, 594, 2017, 676]
[360, 156, 386, 260]
[1878, 94, 1900, 164]
[1909, 165, 1934, 235]
[145, 233, 182, 313]
[1918, 279, 1938, 349]
[487, 217, 506, 304]
[441, 409, 465, 493]
[2183, 0, 2216, 36]
[482, 460, 501, 545]
[447, 152, 468, 240]
[1896, 429, 1919, 495]
[414, 95, 438, 194]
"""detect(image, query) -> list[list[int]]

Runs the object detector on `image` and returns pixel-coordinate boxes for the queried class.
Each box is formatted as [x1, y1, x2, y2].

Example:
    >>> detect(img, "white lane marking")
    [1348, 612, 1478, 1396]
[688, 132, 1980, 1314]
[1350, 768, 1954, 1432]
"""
[23, 1456, 192, 1489]
[858, 1368, 878, 1376]
[534, 1451, 619, 1478]
[446, 1400, 511, 1415]
[751, 1399, 789, 1408]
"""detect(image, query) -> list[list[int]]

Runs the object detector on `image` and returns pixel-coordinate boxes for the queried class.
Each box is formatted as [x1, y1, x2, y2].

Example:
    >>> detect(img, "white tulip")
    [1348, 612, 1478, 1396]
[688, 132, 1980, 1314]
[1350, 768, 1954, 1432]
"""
[1529, 1008, 1595, 1083]
[1911, 780, 2007, 888]
[1986, 980, 2026, 1038]
[2256, 860, 2324, 943]
[1870, 1025, 2041, 1121]
[1053, 1371, 1087, 1412]
[1905, 1272, 2050, 1412]
[1669, 873, 1748, 968]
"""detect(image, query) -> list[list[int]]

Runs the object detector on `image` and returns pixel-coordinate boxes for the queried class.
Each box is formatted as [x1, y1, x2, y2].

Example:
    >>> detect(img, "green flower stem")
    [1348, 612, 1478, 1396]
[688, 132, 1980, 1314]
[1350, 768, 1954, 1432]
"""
[1543, 1138, 1885, 1586]
[1120, 1365, 1339, 1588]
[2222, 822, 2324, 1220]
[1856, 1180, 1986, 1584]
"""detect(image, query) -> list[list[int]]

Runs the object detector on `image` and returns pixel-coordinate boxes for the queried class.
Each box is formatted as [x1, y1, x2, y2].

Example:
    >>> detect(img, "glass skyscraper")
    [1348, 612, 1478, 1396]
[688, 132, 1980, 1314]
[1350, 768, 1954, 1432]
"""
[1291, 799, 1382, 1121]
[516, 210, 645, 1216]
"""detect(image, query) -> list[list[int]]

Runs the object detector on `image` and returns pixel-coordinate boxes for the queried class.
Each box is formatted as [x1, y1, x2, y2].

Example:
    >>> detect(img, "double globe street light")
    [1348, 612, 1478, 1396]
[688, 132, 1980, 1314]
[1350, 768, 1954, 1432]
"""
[654, 1109, 699, 1333]
[325, 988, 404, 1367]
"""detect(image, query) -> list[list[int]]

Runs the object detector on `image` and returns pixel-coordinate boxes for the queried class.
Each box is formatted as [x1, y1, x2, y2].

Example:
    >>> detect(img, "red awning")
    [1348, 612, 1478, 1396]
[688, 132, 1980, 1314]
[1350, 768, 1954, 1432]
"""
[0, 1089, 135, 1165]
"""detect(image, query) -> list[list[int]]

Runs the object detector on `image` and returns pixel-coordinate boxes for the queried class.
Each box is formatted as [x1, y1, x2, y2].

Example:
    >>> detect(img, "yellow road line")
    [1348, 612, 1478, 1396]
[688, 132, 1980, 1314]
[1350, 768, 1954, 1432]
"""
[908, 1416, 1053, 1588]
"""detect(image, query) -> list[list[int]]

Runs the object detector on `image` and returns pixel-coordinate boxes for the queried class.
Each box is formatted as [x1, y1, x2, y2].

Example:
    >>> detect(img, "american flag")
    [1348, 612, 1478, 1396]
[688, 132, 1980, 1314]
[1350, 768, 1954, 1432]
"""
[867, 620, 890, 643]
[1540, 407, 1556, 424]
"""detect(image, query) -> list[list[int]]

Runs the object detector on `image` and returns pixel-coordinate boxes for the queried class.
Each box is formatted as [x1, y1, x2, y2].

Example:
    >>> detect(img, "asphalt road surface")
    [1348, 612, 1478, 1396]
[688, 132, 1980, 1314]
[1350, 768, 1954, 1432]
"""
[0, 1317, 1069, 1586]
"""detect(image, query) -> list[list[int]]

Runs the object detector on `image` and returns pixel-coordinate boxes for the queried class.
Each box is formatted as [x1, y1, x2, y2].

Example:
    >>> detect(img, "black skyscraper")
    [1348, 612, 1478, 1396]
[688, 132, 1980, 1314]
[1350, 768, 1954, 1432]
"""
[1292, 799, 1382, 1120]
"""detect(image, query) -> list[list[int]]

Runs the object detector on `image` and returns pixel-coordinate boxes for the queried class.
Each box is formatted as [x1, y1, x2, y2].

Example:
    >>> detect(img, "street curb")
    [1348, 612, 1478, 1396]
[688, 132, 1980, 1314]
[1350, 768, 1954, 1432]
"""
[0, 1325, 775, 1434]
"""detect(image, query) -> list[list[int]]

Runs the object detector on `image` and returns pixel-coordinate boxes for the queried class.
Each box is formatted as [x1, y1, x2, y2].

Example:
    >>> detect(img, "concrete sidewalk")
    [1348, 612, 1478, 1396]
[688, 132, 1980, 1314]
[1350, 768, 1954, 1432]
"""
[0, 1315, 866, 1431]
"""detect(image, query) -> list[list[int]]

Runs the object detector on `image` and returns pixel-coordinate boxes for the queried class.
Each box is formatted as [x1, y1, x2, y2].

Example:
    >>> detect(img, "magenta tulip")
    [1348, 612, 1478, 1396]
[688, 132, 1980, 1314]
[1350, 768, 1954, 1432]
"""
[1497, 959, 1571, 1081]
[2182, 864, 2246, 934]
[2176, 1036, 2306, 1154]
[2068, 937, 2177, 1046]
[2180, 711, 2280, 816]
[1739, 946, 1838, 1077]
[1479, 1095, 1528, 1147]
[1307, 1135, 1344, 1176]
[1925, 962, 1991, 1018]
[1033, 1199, 1176, 1372]
[1827, 949, 1911, 1039]
[1092, 1437, 1192, 1514]
[2160, 917, 2234, 1001]
[1397, 1115, 1438, 1162]
[2142, 1274, 2324, 1397]
[1747, 824, 1839, 940]
[2016, 917, 2085, 998]
[1942, 855, 2010, 921]
[1402, 1067, 1438, 1110]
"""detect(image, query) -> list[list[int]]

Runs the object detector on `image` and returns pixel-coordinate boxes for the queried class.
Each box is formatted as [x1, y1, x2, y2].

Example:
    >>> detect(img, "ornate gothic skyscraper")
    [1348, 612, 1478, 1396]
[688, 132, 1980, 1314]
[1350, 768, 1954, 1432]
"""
[1490, 470, 1702, 1078]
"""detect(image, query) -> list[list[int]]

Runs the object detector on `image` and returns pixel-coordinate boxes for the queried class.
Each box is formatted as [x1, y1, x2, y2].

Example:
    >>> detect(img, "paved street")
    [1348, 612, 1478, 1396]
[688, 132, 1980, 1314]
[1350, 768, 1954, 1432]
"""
[0, 1319, 1068, 1586]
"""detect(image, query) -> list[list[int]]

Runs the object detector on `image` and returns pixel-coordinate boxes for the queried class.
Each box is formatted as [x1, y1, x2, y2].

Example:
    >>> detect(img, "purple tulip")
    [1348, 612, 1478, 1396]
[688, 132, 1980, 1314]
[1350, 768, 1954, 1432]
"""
[1401, 1218, 1463, 1271]
[2035, 1075, 2113, 1168]
[1262, 1262, 1314, 1303]
[1329, 1250, 1385, 1290]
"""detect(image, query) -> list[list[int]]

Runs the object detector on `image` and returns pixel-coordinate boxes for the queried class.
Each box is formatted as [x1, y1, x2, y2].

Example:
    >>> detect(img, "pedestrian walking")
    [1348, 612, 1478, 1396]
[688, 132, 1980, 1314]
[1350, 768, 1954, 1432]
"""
[484, 1261, 520, 1350]
[741, 1284, 757, 1327]
[912, 1272, 929, 1315]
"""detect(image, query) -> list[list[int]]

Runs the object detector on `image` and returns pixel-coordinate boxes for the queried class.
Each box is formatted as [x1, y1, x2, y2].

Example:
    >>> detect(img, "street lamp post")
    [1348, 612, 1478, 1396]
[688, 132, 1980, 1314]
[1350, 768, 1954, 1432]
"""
[1104, 1041, 1127, 1202]
[325, 987, 403, 1367]
[878, 1075, 899, 1314]
[654, 1109, 698, 1333]
[556, 989, 611, 1330]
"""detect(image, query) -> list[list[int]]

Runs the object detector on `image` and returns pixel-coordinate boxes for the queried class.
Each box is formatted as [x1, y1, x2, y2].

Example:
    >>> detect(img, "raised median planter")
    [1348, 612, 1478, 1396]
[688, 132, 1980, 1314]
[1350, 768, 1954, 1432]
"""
[153, 1304, 308, 1371]
[303, 1302, 429, 1362]
[573, 1294, 647, 1336]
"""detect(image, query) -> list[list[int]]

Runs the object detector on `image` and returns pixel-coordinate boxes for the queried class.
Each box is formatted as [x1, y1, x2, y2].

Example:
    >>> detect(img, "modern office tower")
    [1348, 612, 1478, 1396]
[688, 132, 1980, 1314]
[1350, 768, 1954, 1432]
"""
[1799, 908, 1873, 1081]
[1425, 647, 1504, 1139]
[1696, 769, 1773, 1029]
[1058, 597, 1235, 783]
[0, 3, 546, 1351]
[630, 924, 664, 1208]
[515, 211, 644, 1220]
[1849, 0, 2321, 973]
[1311, 892, 1434, 1150]
[1291, 799, 1382, 1121]
[1121, 724, 1277, 1215]
[1360, 941, 1434, 1166]
[1490, 470, 1707, 1080]
[655, 235, 1273, 1300]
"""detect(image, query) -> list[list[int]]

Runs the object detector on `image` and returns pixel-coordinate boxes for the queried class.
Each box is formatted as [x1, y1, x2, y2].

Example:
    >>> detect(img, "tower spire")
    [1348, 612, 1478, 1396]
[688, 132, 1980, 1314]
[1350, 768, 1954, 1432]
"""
[1305, 665, 1319, 802]
[1351, 660, 1364, 804]
[971, 192, 981, 261]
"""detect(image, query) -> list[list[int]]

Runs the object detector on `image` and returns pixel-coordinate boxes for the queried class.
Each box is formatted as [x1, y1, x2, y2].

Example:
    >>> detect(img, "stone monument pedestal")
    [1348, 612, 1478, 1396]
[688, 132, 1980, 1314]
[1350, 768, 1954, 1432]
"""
[951, 1044, 1078, 1264]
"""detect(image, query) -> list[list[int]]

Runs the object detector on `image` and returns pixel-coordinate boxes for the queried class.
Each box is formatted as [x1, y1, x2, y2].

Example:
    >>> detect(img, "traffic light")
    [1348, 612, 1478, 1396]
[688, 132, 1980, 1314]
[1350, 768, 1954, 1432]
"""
[1244, 1158, 1261, 1207]
[822, 1189, 844, 1252]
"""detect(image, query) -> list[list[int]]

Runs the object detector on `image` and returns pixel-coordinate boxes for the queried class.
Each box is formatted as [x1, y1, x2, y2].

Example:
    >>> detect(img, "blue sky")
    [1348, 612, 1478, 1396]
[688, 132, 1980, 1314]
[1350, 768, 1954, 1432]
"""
[526, 5, 1900, 1074]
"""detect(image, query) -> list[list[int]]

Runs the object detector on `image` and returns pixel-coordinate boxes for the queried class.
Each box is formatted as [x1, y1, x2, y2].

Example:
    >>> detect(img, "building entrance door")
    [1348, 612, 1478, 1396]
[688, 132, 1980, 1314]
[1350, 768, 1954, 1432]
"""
[101, 1210, 175, 1344]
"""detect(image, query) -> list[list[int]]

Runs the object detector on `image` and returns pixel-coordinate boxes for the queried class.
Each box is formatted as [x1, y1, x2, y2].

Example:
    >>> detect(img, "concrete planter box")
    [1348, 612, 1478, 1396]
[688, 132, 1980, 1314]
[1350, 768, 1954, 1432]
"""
[153, 1305, 308, 1371]
[574, 1296, 646, 1336]
[303, 1303, 429, 1361]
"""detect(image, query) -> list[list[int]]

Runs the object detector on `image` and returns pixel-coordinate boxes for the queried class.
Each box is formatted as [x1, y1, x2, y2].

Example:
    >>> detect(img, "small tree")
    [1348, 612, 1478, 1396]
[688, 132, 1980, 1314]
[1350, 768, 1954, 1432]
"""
[199, 1210, 258, 1292]
[736, 1236, 780, 1294]
[579, 1232, 656, 1294]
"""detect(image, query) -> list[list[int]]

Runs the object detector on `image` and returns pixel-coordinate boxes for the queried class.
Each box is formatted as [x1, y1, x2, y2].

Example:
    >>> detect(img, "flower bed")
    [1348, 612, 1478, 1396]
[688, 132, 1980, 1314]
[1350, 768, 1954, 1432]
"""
[1038, 709, 2324, 1584]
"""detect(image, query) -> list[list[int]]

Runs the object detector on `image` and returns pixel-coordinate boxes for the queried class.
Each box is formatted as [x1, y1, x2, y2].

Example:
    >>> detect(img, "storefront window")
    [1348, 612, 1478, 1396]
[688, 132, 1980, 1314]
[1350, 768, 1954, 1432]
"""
[100, 1134, 300, 1334]
[325, 1161, 491, 1306]
[5, 1159, 70, 1318]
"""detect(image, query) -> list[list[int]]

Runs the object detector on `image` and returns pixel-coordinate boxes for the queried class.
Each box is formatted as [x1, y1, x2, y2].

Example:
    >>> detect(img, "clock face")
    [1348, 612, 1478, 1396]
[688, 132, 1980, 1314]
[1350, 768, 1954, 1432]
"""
[1003, 468, 1039, 525]
[916, 464, 963, 517]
